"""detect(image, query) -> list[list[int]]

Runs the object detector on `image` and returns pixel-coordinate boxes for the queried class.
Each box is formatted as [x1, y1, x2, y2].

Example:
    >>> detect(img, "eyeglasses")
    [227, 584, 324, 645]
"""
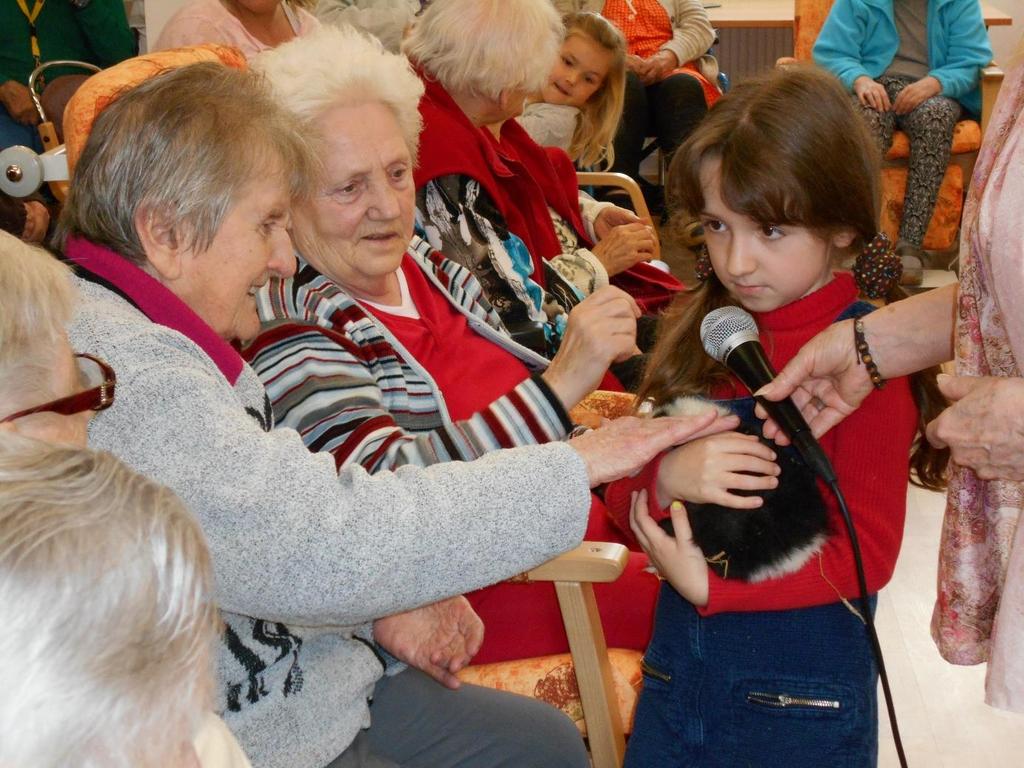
[1, 353, 116, 424]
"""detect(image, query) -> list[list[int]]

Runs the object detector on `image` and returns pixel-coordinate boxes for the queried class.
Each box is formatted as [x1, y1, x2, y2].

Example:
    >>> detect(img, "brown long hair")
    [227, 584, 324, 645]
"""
[639, 66, 948, 488]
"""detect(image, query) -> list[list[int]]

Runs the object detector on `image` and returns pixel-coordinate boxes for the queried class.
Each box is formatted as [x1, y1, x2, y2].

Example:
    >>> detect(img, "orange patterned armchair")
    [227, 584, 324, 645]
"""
[788, 0, 1003, 257]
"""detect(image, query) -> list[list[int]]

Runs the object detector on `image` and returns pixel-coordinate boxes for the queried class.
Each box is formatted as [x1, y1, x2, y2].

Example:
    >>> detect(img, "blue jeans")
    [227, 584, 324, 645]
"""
[626, 582, 879, 768]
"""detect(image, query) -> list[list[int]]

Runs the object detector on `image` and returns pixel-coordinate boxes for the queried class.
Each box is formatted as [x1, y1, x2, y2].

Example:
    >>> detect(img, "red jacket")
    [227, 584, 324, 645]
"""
[414, 71, 682, 310]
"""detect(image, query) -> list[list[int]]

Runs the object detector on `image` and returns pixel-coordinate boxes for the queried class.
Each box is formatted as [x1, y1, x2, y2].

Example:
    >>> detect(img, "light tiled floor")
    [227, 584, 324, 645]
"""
[876, 485, 1024, 767]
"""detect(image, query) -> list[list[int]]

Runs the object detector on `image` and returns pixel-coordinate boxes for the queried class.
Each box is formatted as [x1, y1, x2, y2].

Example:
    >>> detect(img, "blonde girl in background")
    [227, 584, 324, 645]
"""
[518, 11, 626, 169]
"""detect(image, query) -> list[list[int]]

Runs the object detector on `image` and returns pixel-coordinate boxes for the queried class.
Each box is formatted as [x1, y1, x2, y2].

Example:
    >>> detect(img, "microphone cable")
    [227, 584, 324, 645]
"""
[827, 479, 908, 768]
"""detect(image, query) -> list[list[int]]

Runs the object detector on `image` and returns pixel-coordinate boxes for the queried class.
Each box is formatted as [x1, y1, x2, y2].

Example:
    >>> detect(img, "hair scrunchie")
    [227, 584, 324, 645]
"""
[853, 232, 901, 299]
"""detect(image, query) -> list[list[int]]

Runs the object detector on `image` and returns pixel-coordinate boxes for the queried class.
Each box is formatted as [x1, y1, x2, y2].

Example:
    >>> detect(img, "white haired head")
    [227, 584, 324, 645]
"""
[0, 435, 219, 768]
[403, 0, 562, 100]
[0, 232, 76, 416]
[255, 25, 425, 157]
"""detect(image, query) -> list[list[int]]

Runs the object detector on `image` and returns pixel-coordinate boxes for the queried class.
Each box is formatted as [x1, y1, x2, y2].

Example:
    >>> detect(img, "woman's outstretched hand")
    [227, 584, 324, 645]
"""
[754, 319, 871, 443]
[569, 411, 739, 487]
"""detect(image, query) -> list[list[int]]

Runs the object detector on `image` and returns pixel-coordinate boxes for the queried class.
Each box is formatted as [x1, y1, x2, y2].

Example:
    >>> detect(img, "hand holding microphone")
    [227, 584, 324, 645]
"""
[700, 306, 837, 483]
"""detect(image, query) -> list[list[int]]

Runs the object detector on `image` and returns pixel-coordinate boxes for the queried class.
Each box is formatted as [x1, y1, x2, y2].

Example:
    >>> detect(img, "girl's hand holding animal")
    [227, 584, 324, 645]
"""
[853, 76, 891, 111]
[630, 490, 710, 606]
[654, 431, 780, 509]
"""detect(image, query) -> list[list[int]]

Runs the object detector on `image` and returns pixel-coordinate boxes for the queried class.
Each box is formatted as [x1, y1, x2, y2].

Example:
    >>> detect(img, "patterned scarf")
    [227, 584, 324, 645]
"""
[931, 56, 1024, 712]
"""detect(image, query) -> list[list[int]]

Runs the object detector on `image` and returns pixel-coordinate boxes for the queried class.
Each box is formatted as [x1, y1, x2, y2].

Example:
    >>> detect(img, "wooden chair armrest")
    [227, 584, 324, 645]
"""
[981, 63, 1004, 136]
[525, 540, 630, 767]
[526, 541, 629, 583]
[577, 171, 654, 226]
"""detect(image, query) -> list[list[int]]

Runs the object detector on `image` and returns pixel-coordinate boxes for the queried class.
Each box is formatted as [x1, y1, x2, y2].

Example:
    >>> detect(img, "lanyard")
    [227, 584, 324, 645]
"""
[15, 0, 46, 70]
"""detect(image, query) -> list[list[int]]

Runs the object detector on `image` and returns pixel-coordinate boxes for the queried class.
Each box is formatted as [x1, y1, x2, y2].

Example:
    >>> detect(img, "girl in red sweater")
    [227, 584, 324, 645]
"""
[606, 67, 947, 767]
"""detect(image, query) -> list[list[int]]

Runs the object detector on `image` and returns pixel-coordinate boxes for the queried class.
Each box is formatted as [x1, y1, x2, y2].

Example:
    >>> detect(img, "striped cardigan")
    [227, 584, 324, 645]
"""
[246, 237, 573, 472]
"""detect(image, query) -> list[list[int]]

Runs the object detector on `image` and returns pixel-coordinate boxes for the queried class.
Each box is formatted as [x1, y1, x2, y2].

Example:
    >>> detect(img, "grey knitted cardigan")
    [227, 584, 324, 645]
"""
[66, 246, 590, 768]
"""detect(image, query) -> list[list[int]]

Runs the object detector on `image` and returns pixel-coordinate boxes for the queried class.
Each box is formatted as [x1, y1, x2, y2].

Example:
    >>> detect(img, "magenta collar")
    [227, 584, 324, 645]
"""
[64, 236, 244, 385]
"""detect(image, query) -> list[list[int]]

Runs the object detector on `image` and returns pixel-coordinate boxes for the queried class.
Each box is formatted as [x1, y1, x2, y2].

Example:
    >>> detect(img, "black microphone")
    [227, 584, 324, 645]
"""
[700, 306, 836, 483]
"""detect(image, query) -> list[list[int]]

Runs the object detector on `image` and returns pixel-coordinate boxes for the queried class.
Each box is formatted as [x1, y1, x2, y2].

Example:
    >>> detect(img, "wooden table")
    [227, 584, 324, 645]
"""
[706, 0, 1012, 29]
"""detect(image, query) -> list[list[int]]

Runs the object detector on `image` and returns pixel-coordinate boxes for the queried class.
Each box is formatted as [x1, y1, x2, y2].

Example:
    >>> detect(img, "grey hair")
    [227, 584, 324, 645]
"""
[0, 434, 220, 768]
[255, 25, 425, 158]
[57, 62, 320, 266]
[0, 232, 76, 416]
[402, 0, 562, 100]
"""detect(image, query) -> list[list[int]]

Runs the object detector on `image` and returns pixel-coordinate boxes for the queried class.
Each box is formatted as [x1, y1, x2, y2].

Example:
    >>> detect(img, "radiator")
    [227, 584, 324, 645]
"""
[714, 27, 794, 85]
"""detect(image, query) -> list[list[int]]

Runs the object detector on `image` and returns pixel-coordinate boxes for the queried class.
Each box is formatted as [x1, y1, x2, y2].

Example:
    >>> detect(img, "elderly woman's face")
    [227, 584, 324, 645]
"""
[299, 102, 415, 293]
[172, 175, 294, 342]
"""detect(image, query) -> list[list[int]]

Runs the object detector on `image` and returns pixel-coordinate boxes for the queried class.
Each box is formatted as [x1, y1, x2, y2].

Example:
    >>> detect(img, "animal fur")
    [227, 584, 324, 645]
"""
[657, 397, 830, 582]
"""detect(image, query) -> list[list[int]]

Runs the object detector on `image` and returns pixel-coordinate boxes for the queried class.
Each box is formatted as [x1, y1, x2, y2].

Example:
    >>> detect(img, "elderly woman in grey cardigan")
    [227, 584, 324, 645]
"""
[59, 59, 732, 768]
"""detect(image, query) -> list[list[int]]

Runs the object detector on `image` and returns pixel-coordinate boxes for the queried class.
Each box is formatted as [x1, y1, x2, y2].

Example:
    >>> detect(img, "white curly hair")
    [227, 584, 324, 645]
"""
[255, 25, 425, 157]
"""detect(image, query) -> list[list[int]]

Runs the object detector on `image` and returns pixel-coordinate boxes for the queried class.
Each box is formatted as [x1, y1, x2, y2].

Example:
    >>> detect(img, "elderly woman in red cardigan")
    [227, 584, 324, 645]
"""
[404, 0, 682, 374]
[246, 24, 674, 665]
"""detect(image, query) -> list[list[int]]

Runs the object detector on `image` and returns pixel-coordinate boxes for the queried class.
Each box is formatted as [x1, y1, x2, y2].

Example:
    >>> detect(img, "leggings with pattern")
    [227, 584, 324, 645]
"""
[854, 75, 962, 248]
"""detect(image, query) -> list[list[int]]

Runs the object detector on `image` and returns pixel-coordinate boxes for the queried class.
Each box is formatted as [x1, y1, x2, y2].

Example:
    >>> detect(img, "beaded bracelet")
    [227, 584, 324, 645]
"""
[854, 318, 885, 389]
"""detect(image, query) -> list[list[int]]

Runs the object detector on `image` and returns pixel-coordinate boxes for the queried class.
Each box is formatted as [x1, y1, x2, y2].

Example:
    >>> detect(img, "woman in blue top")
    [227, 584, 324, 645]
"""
[813, 0, 991, 275]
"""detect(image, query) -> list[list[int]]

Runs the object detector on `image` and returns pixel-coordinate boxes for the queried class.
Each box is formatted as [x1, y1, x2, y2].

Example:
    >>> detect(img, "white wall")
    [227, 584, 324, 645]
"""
[988, 0, 1023, 66]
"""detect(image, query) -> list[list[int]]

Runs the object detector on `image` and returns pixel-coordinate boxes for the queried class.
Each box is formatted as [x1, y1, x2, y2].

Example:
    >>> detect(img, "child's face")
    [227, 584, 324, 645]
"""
[542, 33, 613, 109]
[699, 159, 852, 313]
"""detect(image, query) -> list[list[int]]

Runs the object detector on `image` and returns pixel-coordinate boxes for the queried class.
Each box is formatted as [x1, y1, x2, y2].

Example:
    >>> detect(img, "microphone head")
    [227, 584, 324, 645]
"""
[700, 306, 760, 364]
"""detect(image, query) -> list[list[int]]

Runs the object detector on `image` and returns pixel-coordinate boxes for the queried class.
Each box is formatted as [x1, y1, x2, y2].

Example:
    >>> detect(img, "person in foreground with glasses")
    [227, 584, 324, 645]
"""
[0, 230, 113, 445]
[57, 53, 733, 768]
[0, 230, 252, 767]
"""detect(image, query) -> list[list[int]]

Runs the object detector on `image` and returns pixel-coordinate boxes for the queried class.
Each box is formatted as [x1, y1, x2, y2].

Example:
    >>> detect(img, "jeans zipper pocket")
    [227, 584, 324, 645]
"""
[640, 657, 672, 683]
[746, 691, 840, 710]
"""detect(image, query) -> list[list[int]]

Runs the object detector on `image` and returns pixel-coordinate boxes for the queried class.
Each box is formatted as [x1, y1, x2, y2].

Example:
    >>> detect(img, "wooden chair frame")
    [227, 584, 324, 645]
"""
[577, 170, 654, 225]
[520, 541, 630, 768]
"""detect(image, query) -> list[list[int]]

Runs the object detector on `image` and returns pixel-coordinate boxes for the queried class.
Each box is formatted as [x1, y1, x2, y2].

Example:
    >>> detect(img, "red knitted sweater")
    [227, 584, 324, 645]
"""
[605, 273, 919, 614]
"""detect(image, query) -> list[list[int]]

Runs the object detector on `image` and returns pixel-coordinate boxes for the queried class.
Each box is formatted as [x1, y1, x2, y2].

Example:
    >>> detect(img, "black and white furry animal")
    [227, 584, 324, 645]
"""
[656, 397, 830, 582]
